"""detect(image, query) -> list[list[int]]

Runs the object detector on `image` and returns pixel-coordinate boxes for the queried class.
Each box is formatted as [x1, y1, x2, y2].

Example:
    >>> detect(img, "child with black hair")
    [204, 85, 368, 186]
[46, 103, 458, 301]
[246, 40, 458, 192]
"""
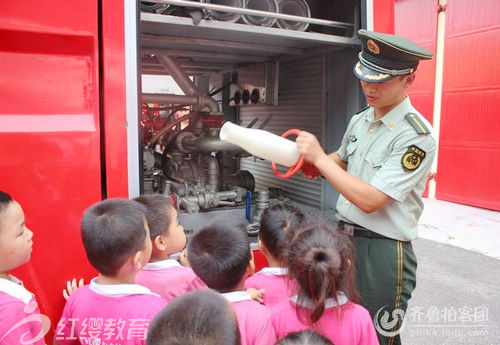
[244, 204, 305, 307]
[134, 194, 206, 302]
[187, 218, 277, 345]
[55, 198, 166, 345]
[0, 191, 45, 345]
[147, 289, 240, 345]
[276, 330, 333, 345]
[272, 221, 379, 345]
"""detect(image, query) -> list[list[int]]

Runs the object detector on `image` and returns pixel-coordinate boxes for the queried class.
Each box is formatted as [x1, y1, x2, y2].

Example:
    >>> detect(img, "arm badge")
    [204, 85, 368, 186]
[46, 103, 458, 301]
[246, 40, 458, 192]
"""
[402, 145, 426, 171]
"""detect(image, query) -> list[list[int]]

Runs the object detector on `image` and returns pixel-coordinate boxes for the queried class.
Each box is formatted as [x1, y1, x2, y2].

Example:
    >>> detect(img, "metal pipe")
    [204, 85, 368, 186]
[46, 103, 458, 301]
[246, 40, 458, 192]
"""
[428, 0, 447, 199]
[142, 93, 220, 113]
[154, 55, 221, 112]
[156, 54, 201, 96]
[146, 0, 353, 28]
[205, 155, 220, 192]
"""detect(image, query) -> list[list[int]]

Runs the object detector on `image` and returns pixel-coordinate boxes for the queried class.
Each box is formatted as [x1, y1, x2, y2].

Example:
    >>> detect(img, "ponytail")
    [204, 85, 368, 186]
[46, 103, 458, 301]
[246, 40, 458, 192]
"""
[287, 221, 358, 323]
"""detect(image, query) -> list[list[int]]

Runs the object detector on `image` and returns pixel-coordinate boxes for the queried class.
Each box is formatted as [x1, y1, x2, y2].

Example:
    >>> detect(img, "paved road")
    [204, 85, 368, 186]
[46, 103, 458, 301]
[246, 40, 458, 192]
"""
[400, 239, 500, 344]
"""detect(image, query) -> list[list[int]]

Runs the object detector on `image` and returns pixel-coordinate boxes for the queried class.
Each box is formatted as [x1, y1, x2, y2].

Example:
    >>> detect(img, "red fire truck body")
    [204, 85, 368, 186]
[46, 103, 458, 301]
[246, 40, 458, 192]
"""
[1, 0, 395, 340]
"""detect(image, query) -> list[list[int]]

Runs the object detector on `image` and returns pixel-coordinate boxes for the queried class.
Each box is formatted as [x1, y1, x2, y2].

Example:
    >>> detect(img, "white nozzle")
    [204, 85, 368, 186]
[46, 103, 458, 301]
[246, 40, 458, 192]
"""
[219, 121, 300, 167]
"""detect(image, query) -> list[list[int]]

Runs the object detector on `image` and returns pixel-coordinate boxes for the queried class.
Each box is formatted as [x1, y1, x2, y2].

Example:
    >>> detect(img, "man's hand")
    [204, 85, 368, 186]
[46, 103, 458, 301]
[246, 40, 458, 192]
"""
[63, 278, 84, 300]
[296, 131, 327, 166]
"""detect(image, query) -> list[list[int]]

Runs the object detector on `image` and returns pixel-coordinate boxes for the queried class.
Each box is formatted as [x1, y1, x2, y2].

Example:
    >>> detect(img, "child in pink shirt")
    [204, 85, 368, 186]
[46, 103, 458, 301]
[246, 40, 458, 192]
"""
[147, 290, 240, 345]
[272, 221, 379, 345]
[0, 191, 46, 345]
[55, 198, 166, 345]
[244, 204, 305, 307]
[134, 195, 205, 302]
[187, 219, 277, 345]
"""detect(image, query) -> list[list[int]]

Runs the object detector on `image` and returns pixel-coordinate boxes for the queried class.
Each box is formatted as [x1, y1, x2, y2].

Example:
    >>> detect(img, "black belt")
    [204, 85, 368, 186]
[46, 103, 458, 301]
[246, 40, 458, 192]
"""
[338, 221, 394, 241]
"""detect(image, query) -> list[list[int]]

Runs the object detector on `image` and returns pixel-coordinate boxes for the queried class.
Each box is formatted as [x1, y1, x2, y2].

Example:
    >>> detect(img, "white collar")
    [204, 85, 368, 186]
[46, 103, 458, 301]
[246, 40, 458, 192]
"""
[290, 292, 348, 308]
[0, 275, 33, 304]
[255, 267, 287, 276]
[89, 277, 159, 297]
[221, 291, 252, 303]
[142, 259, 181, 271]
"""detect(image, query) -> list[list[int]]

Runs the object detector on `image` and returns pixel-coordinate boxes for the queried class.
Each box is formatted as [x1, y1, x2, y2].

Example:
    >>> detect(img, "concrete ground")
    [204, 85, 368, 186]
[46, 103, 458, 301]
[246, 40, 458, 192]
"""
[400, 199, 500, 344]
[418, 199, 500, 259]
[401, 239, 500, 344]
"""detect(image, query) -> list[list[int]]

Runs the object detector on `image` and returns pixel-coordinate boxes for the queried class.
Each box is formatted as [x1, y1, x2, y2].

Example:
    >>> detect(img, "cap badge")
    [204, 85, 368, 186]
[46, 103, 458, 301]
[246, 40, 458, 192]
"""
[367, 39, 380, 54]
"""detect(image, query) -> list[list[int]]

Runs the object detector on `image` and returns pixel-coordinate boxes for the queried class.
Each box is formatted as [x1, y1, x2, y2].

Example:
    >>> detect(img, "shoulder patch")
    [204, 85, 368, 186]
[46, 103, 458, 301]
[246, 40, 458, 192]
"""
[401, 145, 426, 172]
[405, 113, 430, 134]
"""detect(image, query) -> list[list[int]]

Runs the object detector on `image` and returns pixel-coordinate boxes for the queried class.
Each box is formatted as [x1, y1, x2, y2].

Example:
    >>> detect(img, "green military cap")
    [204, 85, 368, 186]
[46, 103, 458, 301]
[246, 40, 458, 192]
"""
[353, 29, 433, 82]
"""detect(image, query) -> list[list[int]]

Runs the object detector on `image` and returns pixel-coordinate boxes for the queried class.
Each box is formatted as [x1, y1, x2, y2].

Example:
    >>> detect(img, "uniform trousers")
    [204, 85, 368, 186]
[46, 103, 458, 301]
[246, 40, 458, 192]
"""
[350, 236, 417, 345]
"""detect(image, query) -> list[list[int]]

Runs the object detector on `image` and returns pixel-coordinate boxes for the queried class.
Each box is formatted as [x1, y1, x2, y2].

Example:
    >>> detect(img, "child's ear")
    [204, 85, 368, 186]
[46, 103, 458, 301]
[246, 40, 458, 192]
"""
[257, 238, 269, 257]
[246, 259, 256, 276]
[132, 249, 149, 271]
[153, 235, 167, 252]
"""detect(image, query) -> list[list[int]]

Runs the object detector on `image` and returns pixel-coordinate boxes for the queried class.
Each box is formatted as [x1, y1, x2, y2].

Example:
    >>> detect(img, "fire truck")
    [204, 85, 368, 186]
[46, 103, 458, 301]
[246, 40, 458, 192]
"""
[1, 0, 396, 340]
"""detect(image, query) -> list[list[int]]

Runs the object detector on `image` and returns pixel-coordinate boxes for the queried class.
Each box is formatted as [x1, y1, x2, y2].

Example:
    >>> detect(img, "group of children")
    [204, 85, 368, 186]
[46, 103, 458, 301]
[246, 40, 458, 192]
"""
[0, 190, 380, 345]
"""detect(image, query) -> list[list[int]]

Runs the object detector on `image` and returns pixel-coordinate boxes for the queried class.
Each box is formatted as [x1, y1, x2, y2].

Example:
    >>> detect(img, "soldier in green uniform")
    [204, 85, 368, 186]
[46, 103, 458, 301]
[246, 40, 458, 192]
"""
[296, 30, 436, 345]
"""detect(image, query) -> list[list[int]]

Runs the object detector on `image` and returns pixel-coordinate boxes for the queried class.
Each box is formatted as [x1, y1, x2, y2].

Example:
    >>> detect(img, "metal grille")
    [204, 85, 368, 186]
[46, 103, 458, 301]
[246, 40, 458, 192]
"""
[239, 54, 325, 209]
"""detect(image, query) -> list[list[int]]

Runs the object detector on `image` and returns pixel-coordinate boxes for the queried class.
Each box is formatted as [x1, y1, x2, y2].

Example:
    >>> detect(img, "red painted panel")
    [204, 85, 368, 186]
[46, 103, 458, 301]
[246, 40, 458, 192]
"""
[102, 0, 130, 198]
[437, 146, 500, 210]
[396, 0, 500, 210]
[440, 90, 500, 144]
[374, 0, 395, 34]
[395, 0, 437, 44]
[443, 29, 500, 88]
[252, 249, 269, 272]
[446, 0, 500, 35]
[0, 0, 100, 341]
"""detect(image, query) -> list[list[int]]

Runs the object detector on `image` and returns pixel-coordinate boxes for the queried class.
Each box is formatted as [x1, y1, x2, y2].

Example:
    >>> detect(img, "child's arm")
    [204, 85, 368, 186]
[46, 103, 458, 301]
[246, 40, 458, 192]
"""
[246, 287, 265, 304]
[62, 278, 84, 301]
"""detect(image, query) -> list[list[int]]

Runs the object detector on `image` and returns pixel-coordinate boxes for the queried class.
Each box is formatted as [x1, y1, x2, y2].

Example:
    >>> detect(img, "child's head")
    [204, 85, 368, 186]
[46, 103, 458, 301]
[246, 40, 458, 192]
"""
[133, 194, 185, 258]
[147, 289, 240, 345]
[276, 330, 333, 345]
[259, 204, 305, 264]
[187, 218, 253, 293]
[0, 191, 33, 274]
[287, 221, 358, 323]
[81, 198, 152, 277]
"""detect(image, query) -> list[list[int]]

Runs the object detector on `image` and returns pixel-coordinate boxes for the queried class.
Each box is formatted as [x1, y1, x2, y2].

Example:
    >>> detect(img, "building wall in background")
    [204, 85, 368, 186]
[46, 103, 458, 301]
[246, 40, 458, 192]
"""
[395, 0, 500, 211]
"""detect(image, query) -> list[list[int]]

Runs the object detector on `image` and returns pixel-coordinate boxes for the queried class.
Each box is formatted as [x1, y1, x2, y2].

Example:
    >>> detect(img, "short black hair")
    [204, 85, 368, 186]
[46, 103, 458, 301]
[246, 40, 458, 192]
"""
[276, 330, 333, 345]
[81, 198, 148, 276]
[147, 289, 240, 345]
[187, 218, 251, 292]
[0, 191, 13, 214]
[259, 204, 305, 263]
[133, 194, 172, 239]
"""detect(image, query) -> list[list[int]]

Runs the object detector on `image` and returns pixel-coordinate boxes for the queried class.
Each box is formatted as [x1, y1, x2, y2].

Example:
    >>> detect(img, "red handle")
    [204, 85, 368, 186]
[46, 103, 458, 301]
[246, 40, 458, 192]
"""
[271, 129, 304, 179]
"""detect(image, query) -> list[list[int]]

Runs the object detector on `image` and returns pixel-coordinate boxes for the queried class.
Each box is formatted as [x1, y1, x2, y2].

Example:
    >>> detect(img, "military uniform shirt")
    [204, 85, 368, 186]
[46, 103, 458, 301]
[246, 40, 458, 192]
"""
[336, 96, 436, 241]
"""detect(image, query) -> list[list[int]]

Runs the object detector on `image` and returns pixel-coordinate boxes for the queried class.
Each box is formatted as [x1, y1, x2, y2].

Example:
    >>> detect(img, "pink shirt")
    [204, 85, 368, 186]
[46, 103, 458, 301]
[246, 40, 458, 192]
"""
[0, 276, 45, 345]
[222, 291, 277, 345]
[135, 259, 206, 302]
[272, 294, 379, 345]
[55, 278, 166, 345]
[244, 267, 296, 307]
